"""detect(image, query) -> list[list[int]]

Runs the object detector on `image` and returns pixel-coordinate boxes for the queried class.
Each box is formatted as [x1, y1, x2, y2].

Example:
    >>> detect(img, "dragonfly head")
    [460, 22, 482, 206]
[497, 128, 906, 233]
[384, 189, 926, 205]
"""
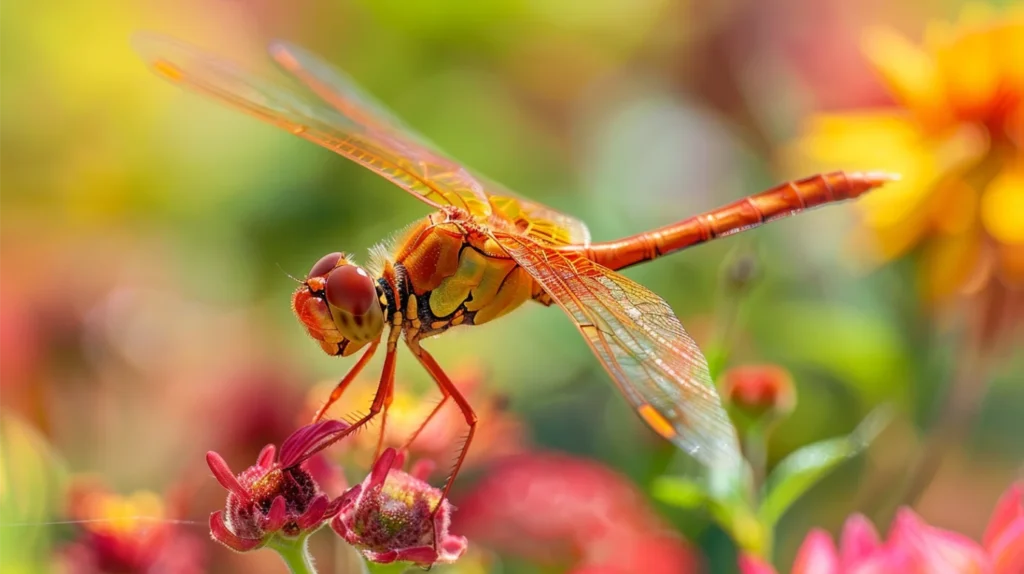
[293, 252, 385, 357]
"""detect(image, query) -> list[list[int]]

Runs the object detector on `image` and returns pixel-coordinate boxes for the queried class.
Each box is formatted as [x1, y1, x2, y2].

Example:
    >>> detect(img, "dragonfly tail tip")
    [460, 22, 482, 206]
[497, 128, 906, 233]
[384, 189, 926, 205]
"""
[865, 171, 902, 185]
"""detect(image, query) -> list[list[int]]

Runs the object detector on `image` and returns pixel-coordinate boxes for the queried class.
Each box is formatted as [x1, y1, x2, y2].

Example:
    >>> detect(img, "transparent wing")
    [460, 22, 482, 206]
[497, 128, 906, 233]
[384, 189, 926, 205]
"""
[494, 232, 741, 468]
[134, 33, 490, 216]
[270, 41, 591, 246]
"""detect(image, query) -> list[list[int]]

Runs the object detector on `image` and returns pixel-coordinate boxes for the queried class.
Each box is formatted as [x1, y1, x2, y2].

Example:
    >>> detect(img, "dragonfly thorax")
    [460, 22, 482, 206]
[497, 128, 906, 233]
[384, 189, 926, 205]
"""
[293, 252, 386, 357]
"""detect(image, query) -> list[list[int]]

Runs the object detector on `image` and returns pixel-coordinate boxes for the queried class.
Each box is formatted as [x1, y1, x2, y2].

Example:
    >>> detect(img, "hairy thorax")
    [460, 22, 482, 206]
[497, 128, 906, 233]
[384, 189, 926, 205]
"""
[374, 209, 546, 344]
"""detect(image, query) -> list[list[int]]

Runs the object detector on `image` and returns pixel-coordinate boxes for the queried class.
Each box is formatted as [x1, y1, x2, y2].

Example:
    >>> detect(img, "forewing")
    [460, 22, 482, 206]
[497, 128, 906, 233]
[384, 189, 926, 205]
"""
[134, 33, 490, 215]
[271, 41, 591, 246]
[494, 233, 741, 468]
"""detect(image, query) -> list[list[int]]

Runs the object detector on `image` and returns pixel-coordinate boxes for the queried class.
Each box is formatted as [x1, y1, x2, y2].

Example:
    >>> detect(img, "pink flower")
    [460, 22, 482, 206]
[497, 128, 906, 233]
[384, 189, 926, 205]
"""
[739, 481, 1024, 573]
[206, 420, 348, 552]
[331, 448, 467, 566]
[788, 510, 986, 573]
[984, 482, 1024, 574]
[454, 452, 702, 574]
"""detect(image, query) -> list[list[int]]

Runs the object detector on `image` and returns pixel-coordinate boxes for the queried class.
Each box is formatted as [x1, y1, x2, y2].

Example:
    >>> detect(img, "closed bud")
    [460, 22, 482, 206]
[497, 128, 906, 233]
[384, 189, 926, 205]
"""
[721, 364, 796, 424]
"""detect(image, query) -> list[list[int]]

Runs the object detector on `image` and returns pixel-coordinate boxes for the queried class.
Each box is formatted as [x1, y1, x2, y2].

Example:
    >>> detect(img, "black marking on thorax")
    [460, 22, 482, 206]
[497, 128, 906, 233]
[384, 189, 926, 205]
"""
[376, 277, 396, 321]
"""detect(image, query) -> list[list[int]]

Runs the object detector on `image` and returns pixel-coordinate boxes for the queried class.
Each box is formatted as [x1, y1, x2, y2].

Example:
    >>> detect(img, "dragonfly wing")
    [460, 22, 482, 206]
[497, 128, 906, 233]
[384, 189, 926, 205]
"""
[494, 232, 741, 468]
[271, 41, 591, 246]
[485, 184, 592, 246]
[134, 33, 490, 216]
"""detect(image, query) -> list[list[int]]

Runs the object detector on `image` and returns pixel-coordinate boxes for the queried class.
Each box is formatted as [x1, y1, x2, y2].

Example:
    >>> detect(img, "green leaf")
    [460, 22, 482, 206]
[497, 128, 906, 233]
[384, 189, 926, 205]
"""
[365, 561, 414, 574]
[652, 471, 767, 556]
[752, 303, 910, 405]
[0, 413, 68, 574]
[652, 476, 710, 509]
[758, 406, 892, 528]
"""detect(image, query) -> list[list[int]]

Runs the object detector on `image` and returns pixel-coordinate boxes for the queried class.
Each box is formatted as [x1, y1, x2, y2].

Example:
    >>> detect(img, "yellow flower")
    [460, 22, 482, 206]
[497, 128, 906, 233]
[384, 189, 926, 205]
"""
[794, 5, 1024, 312]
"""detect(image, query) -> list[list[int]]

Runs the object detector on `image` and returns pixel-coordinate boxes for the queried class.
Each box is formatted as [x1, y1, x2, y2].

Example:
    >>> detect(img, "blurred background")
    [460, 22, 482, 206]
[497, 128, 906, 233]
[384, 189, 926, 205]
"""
[2, 0, 1021, 572]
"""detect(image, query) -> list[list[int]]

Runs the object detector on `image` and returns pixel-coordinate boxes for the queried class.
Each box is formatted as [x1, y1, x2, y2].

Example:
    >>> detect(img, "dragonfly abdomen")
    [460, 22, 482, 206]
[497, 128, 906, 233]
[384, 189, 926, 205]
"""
[577, 171, 895, 272]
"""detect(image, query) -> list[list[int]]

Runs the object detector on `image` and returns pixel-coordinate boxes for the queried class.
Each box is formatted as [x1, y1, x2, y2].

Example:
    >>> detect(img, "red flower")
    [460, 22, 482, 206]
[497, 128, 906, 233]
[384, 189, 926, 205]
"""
[331, 448, 467, 566]
[202, 368, 308, 464]
[753, 481, 1024, 574]
[739, 554, 779, 574]
[797, 510, 989, 573]
[721, 365, 797, 422]
[206, 420, 348, 552]
[58, 480, 206, 574]
[454, 452, 701, 574]
[984, 482, 1024, 574]
[757, 491, 1024, 568]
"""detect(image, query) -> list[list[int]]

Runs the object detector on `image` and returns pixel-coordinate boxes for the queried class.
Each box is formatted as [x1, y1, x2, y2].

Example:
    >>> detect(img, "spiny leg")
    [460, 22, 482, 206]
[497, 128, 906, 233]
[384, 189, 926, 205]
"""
[410, 345, 477, 505]
[373, 373, 396, 461]
[399, 391, 451, 454]
[313, 340, 380, 422]
[304, 343, 398, 461]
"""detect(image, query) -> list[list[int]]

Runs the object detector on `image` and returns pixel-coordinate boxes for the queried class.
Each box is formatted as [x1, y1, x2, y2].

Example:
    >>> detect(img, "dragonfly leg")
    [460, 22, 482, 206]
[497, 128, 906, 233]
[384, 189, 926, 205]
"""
[312, 340, 379, 422]
[399, 392, 450, 453]
[292, 342, 397, 465]
[410, 346, 477, 505]
[373, 379, 396, 460]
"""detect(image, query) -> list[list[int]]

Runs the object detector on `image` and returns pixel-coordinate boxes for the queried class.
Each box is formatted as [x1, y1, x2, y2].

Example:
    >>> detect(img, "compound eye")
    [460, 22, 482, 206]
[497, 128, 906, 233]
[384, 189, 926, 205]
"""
[308, 252, 343, 279]
[325, 265, 377, 316]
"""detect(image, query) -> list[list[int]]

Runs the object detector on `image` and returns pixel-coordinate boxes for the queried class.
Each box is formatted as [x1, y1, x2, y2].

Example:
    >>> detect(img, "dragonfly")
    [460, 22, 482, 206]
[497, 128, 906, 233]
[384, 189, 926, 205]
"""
[136, 34, 894, 498]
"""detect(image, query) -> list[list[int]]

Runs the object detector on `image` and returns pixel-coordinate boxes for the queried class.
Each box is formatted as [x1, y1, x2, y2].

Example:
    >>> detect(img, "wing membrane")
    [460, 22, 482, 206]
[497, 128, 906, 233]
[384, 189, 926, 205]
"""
[269, 41, 590, 246]
[134, 33, 490, 215]
[494, 233, 741, 468]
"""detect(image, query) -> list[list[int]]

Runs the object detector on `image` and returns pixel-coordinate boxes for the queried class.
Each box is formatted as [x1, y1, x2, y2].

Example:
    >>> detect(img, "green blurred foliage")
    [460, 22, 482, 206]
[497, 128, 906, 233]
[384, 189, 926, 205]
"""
[0, 415, 68, 573]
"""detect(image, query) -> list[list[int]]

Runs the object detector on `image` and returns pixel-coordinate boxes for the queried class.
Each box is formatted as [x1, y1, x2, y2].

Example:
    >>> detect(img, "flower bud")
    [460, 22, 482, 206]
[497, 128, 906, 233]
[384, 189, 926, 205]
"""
[720, 364, 796, 423]
[722, 249, 762, 295]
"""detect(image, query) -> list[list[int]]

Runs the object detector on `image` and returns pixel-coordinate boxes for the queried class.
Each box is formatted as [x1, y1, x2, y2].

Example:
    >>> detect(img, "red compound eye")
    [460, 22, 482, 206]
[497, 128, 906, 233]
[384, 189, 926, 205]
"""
[308, 252, 343, 279]
[325, 265, 376, 316]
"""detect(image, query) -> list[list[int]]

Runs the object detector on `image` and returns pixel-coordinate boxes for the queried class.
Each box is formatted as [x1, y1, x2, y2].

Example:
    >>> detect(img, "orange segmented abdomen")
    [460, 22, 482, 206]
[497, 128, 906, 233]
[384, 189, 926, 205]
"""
[577, 171, 896, 271]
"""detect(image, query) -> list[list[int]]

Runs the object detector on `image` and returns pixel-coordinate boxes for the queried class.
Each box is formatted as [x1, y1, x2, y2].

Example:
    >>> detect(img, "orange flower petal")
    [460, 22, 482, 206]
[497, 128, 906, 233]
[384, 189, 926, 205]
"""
[999, 243, 1024, 286]
[919, 232, 988, 303]
[794, 113, 937, 229]
[936, 27, 1001, 122]
[981, 162, 1024, 245]
[862, 28, 949, 127]
[930, 179, 978, 236]
[996, 20, 1024, 102]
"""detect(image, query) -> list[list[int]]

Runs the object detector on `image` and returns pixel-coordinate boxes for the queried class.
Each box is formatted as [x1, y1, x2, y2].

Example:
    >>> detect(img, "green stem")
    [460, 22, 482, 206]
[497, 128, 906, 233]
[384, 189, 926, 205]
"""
[742, 422, 769, 498]
[708, 246, 758, 379]
[707, 295, 742, 380]
[269, 534, 317, 574]
[740, 421, 773, 561]
[902, 313, 990, 506]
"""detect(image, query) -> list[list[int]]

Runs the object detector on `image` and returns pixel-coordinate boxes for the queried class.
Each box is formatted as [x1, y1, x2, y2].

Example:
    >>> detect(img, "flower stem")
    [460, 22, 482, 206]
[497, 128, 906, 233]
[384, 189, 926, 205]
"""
[902, 311, 990, 506]
[742, 422, 769, 496]
[269, 534, 317, 574]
